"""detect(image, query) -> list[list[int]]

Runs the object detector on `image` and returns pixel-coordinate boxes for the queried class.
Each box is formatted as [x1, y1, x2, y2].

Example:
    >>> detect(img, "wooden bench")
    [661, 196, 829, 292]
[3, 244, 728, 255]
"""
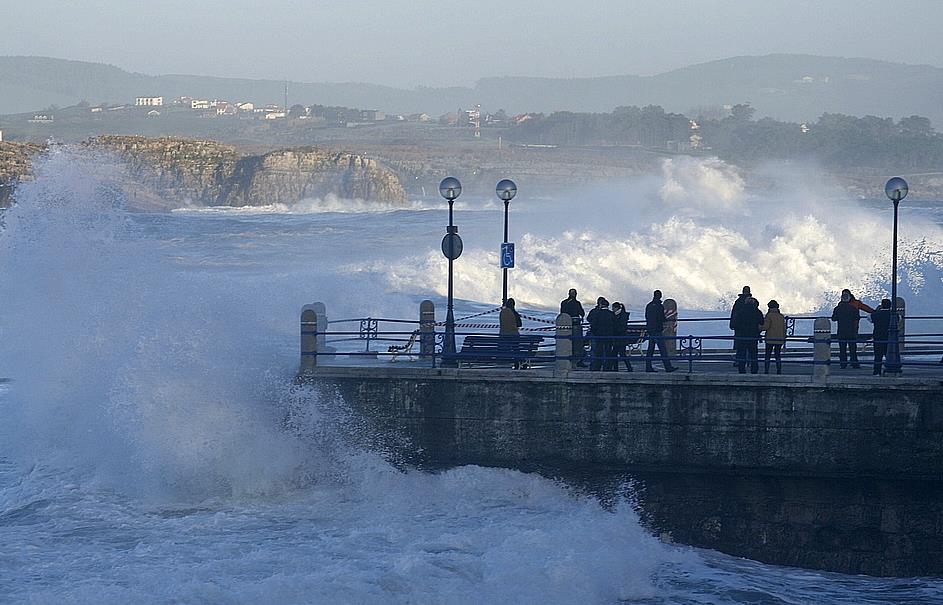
[446, 334, 545, 366]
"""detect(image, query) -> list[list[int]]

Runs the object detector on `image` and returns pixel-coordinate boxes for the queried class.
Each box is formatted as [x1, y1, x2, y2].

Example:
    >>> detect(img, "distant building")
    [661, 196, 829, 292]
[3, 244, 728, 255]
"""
[409, 113, 432, 122]
[216, 102, 236, 116]
[191, 99, 211, 110]
[236, 102, 255, 112]
[135, 96, 163, 107]
[0, 130, 3, 142]
[360, 110, 385, 122]
[28, 114, 54, 123]
[90, 106, 104, 113]
[263, 111, 286, 120]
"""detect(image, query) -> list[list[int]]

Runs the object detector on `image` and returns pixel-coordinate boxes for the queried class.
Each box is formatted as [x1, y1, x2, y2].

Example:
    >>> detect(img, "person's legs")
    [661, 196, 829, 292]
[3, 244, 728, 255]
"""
[590, 337, 603, 371]
[604, 340, 617, 371]
[873, 342, 886, 375]
[850, 341, 860, 368]
[838, 341, 848, 368]
[774, 344, 783, 374]
[657, 337, 675, 371]
[646, 337, 657, 371]
[764, 343, 773, 374]
[749, 341, 759, 374]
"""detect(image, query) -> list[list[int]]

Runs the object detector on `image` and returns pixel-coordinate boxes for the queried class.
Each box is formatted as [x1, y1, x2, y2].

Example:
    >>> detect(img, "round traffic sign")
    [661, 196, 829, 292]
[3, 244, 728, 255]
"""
[441, 233, 463, 260]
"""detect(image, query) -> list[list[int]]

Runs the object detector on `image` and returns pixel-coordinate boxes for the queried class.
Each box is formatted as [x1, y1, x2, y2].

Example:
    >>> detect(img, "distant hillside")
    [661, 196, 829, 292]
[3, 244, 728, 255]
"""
[2, 55, 943, 125]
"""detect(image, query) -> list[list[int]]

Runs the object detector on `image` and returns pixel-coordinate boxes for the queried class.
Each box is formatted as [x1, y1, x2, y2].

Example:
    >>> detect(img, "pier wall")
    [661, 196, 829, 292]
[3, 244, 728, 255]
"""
[300, 367, 943, 576]
[308, 367, 943, 479]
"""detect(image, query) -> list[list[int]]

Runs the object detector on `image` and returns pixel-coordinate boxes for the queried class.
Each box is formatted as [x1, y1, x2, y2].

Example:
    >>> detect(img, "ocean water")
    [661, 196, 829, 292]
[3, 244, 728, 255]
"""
[1, 148, 942, 604]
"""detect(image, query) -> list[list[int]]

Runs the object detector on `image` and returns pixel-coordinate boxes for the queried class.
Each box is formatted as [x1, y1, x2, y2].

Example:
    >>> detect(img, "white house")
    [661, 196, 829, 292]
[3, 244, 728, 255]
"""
[135, 96, 163, 107]
[191, 99, 211, 110]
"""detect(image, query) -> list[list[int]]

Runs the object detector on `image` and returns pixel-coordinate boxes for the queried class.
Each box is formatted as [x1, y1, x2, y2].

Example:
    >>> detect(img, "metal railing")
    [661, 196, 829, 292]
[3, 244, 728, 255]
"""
[302, 306, 943, 376]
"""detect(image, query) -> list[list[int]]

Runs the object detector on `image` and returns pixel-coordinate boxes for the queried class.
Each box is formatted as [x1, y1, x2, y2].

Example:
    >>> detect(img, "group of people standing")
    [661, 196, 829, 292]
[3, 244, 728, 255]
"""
[728, 286, 786, 374]
[559, 289, 677, 373]
[500, 286, 898, 376]
[730, 286, 895, 375]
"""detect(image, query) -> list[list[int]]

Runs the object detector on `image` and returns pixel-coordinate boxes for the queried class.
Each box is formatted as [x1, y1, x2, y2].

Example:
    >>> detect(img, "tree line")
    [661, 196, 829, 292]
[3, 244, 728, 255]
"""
[508, 104, 943, 171]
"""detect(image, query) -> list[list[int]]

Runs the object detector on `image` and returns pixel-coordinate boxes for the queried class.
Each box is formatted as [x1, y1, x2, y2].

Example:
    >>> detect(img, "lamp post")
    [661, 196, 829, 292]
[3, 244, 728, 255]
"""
[439, 177, 463, 366]
[884, 176, 908, 374]
[495, 179, 517, 304]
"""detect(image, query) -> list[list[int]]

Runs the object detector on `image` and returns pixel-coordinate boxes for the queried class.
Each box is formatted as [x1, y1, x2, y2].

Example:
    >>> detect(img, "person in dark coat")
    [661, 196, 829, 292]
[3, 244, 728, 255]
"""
[611, 302, 633, 372]
[732, 297, 764, 374]
[587, 297, 616, 371]
[729, 286, 752, 365]
[870, 298, 892, 376]
[645, 290, 677, 373]
[831, 288, 861, 369]
[499, 298, 524, 369]
[561, 288, 587, 367]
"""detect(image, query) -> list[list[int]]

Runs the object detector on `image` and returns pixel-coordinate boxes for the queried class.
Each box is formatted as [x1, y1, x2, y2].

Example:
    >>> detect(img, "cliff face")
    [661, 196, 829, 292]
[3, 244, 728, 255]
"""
[89, 136, 406, 209]
[221, 148, 406, 207]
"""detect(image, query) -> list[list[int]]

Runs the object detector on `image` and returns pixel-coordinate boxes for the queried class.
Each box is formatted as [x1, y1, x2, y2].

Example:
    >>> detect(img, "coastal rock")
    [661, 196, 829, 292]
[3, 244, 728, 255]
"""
[89, 136, 407, 209]
[0, 142, 41, 208]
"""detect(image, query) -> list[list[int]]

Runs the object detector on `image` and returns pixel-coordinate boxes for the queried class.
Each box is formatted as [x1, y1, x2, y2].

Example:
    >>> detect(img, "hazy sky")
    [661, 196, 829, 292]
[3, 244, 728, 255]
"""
[4, 0, 943, 87]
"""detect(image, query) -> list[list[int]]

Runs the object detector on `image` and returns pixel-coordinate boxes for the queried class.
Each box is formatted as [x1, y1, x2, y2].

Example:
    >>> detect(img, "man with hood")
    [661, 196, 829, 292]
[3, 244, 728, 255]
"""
[587, 297, 616, 371]
[645, 290, 677, 373]
[831, 288, 861, 369]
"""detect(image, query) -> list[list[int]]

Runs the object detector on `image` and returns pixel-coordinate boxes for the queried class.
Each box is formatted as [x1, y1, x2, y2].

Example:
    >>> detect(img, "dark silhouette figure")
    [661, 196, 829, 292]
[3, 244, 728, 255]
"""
[499, 298, 524, 369]
[561, 288, 586, 367]
[587, 297, 616, 371]
[761, 300, 786, 374]
[729, 286, 752, 365]
[870, 299, 892, 376]
[832, 289, 861, 369]
[732, 297, 764, 374]
[612, 302, 633, 372]
[645, 290, 677, 373]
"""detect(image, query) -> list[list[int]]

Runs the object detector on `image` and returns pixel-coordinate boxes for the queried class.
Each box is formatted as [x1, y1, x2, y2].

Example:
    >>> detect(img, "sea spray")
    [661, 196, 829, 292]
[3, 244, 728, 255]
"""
[376, 156, 943, 314]
[0, 144, 680, 604]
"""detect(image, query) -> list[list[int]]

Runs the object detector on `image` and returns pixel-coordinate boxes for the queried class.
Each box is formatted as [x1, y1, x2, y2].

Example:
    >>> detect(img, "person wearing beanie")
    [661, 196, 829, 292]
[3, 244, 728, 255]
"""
[761, 300, 787, 374]
[832, 289, 862, 369]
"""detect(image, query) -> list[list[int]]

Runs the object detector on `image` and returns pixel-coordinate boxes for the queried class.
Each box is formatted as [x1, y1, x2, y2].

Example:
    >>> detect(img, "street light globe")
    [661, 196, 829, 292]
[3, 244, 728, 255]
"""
[885, 177, 909, 203]
[439, 177, 462, 201]
[496, 179, 517, 202]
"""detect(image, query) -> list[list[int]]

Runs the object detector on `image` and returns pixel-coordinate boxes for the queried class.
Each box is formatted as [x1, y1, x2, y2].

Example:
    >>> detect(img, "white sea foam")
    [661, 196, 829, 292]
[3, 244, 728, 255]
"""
[377, 157, 943, 315]
[0, 147, 677, 604]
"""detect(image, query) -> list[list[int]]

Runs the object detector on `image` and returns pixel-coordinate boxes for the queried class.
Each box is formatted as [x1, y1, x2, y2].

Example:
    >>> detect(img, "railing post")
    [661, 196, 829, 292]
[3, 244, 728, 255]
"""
[420, 300, 435, 358]
[300, 304, 319, 372]
[555, 312, 573, 374]
[813, 317, 831, 383]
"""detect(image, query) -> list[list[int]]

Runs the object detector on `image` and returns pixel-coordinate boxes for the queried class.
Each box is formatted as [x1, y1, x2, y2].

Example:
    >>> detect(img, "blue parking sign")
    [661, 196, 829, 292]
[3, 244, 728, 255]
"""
[501, 243, 515, 268]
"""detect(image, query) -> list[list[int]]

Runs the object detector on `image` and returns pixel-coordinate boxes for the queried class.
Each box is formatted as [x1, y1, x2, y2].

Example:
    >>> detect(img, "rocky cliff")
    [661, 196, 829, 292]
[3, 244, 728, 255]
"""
[0, 136, 407, 211]
[90, 136, 407, 209]
[0, 142, 42, 208]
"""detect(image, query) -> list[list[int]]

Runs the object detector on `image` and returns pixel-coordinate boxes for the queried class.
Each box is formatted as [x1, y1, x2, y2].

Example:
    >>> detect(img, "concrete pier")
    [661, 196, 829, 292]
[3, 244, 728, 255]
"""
[298, 365, 943, 576]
